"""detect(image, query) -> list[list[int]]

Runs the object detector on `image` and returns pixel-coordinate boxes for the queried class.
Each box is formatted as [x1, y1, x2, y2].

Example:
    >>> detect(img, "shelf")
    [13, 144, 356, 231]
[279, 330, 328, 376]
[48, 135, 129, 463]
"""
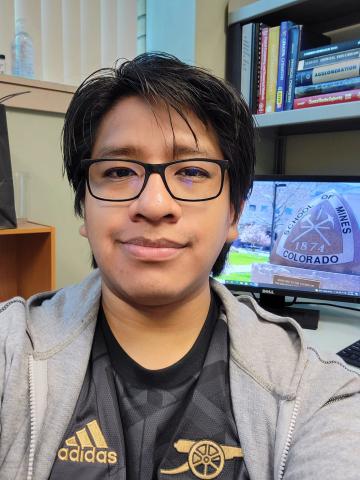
[0, 75, 76, 114]
[0, 220, 56, 301]
[254, 100, 360, 135]
[228, 0, 360, 31]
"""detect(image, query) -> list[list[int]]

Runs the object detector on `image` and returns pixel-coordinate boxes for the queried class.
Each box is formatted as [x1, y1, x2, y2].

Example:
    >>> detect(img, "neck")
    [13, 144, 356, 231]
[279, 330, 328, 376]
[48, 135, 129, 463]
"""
[101, 281, 211, 370]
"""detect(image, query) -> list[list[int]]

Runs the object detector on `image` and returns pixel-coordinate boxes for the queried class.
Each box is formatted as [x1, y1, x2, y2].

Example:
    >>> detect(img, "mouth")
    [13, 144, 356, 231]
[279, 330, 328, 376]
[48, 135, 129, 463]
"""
[120, 237, 187, 260]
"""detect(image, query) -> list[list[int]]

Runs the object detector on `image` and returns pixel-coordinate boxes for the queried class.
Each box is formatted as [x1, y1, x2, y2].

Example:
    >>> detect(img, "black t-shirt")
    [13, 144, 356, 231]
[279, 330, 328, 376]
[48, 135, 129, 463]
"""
[49, 293, 249, 479]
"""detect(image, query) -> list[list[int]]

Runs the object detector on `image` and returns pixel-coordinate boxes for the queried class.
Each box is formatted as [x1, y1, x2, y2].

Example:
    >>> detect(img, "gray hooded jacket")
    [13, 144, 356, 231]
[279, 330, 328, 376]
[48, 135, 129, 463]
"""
[0, 270, 359, 480]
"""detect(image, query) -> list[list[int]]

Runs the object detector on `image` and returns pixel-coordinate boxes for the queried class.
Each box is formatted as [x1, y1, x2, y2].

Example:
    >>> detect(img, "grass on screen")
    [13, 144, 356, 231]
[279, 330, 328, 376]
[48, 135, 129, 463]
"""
[216, 249, 269, 283]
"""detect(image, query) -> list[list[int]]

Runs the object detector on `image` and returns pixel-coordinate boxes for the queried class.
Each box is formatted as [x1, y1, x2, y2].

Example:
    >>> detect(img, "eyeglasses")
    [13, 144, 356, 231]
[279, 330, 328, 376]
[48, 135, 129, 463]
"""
[81, 158, 229, 202]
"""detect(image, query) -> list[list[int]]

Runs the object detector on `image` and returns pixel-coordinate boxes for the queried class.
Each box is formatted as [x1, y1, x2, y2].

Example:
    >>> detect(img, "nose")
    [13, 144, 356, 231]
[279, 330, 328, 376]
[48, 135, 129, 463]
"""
[128, 172, 182, 223]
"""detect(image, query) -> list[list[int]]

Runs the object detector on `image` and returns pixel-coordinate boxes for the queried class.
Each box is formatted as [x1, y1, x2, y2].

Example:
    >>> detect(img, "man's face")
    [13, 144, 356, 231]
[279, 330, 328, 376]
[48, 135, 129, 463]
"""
[81, 96, 238, 306]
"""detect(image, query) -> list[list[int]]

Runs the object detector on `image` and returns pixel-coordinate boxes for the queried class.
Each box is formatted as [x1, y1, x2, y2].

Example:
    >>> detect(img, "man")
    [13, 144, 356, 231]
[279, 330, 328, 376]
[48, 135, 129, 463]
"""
[0, 53, 359, 480]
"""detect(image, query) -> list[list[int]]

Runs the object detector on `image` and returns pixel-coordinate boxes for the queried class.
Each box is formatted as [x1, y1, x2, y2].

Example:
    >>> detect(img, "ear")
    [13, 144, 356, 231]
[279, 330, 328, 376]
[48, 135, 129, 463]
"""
[79, 223, 88, 238]
[226, 201, 244, 243]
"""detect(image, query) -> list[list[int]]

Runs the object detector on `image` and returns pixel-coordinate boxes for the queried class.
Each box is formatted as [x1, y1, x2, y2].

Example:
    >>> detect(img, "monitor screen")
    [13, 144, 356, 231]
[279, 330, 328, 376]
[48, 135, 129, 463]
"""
[216, 176, 360, 303]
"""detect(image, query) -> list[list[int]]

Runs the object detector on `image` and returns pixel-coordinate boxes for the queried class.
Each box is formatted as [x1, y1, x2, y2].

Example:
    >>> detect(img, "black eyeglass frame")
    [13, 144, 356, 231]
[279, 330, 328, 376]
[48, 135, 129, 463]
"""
[81, 158, 230, 202]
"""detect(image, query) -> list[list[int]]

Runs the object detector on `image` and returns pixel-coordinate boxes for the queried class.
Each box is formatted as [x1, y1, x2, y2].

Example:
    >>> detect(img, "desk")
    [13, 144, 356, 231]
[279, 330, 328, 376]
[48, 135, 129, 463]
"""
[299, 302, 360, 373]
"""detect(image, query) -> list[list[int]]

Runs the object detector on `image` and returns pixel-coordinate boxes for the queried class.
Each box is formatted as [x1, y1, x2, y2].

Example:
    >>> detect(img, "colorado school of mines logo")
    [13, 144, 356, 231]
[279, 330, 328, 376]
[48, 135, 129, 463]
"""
[57, 419, 117, 465]
[271, 190, 359, 272]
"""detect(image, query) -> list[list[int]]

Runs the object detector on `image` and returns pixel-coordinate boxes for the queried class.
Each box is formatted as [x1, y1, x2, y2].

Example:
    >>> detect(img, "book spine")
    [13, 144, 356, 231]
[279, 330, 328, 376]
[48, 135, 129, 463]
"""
[250, 23, 261, 113]
[226, 22, 242, 93]
[276, 21, 292, 111]
[294, 76, 360, 98]
[241, 23, 254, 107]
[284, 25, 301, 110]
[294, 88, 360, 109]
[299, 38, 360, 60]
[298, 47, 360, 70]
[257, 26, 269, 114]
[296, 59, 360, 86]
[265, 26, 280, 113]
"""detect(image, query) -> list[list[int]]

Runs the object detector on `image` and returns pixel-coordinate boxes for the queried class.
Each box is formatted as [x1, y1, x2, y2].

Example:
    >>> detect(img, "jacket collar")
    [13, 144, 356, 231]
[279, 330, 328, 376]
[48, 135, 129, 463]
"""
[26, 270, 306, 397]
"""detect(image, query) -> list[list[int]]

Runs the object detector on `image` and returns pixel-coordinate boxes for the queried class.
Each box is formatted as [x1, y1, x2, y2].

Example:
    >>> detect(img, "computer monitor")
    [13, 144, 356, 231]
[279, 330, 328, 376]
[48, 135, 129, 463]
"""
[216, 175, 360, 329]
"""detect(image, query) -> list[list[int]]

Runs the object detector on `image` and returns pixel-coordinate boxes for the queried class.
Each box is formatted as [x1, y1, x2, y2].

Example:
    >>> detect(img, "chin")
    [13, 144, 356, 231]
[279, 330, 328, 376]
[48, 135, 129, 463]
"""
[119, 284, 186, 307]
[106, 274, 206, 308]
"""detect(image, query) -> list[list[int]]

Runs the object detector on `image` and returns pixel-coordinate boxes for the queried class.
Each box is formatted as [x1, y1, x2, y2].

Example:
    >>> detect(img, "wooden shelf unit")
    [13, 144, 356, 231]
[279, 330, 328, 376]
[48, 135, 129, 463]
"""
[0, 74, 76, 114]
[0, 220, 55, 301]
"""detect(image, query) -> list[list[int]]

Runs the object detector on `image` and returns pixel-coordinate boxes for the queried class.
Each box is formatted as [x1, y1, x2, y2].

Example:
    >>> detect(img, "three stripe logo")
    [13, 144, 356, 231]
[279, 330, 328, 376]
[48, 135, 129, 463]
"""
[57, 420, 118, 464]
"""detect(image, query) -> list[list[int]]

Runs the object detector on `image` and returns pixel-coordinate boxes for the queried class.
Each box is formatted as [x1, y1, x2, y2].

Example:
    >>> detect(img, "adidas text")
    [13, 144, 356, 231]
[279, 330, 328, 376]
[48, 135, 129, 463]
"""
[58, 446, 117, 464]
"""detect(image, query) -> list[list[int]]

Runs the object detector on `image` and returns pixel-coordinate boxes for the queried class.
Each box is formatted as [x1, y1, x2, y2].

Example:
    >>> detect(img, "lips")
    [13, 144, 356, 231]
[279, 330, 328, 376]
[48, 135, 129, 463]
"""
[120, 236, 187, 260]
[122, 237, 186, 248]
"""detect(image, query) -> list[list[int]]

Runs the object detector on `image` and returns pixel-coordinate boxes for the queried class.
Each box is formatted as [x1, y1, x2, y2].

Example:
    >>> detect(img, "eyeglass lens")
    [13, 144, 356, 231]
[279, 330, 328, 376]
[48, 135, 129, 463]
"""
[88, 160, 223, 201]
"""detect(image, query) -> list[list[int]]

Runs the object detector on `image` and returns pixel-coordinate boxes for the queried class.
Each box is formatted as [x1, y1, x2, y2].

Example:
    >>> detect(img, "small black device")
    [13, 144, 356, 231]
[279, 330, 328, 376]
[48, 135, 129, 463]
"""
[337, 339, 360, 369]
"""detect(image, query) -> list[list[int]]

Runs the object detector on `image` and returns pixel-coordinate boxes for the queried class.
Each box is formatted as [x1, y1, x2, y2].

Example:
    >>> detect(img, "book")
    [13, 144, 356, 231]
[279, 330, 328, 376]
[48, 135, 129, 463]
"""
[265, 26, 280, 113]
[300, 38, 360, 60]
[284, 26, 329, 110]
[226, 21, 242, 94]
[250, 23, 262, 113]
[284, 25, 301, 110]
[257, 25, 269, 114]
[294, 76, 360, 98]
[298, 48, 360, 70]
[294, 88, 360, 109]
[275, 21, 293, 111]
[296, 59, 360, 86]
[241, 23, 254, 107]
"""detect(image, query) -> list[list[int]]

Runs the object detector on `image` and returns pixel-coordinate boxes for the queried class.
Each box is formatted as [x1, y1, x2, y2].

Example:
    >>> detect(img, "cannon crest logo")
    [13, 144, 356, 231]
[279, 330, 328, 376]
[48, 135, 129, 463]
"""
[160, 438, 243, 479]
[57, 419, 118, 465]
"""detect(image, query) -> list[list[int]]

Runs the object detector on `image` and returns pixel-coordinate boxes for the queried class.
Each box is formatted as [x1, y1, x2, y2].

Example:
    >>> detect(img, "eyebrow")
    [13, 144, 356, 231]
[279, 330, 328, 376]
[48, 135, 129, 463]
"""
[93, 145, 207, 158]
[94, 146, 139, 158]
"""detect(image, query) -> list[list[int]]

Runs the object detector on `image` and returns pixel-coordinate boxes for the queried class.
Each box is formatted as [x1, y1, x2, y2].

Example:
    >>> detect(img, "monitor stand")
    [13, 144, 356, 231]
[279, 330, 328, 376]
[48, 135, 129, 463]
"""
[259, 293, 319, 330]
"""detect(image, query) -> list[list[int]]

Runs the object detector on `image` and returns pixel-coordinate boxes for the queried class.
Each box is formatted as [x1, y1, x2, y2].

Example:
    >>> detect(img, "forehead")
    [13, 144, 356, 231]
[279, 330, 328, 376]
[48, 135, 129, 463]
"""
[91, 95, 222, 159]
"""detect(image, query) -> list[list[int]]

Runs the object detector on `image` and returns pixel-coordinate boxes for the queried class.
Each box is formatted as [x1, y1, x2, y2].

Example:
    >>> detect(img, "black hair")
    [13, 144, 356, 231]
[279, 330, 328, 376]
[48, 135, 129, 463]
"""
[62, 52, 255, 276]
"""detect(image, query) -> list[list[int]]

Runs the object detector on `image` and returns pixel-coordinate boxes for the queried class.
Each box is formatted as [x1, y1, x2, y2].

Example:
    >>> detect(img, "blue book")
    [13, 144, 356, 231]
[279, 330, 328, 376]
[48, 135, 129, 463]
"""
[298, 48, 360, 70]
[294, 76, 360, 98]
[276, 21, 293, 111]
[284, 25, 301, 110]
[295, 59, 360, 86]
[285, 26, 328, 109]
[300, 38, 360, 60]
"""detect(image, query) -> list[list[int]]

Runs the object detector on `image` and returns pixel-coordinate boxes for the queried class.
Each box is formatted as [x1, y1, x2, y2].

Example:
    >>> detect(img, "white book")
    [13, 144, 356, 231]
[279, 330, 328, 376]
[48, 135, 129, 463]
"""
[241, 23, 254, 107]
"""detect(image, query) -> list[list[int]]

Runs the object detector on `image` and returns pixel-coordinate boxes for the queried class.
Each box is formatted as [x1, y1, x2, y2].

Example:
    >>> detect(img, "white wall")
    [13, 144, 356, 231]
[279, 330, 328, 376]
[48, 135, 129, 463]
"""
[146, 0, 196, 64]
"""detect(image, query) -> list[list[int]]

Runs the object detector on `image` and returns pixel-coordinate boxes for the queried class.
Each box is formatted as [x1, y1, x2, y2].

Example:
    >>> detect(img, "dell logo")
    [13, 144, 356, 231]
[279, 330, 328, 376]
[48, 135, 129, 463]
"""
[262, 289, 275, 295]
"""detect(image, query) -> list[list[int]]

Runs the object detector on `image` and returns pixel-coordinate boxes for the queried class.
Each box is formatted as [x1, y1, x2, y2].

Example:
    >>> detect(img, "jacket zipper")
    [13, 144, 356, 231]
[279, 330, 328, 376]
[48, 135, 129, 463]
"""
[27, 355, 36, 480]
[277, 397, 301, 480]
[323, 393, 354, 407]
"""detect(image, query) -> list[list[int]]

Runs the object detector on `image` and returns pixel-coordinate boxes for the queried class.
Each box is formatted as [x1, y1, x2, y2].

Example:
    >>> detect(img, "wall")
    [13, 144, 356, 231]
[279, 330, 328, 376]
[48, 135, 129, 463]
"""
[7, 108, 91, 289]
[146, 0, 196, 64]
[195, 0, 228, 78]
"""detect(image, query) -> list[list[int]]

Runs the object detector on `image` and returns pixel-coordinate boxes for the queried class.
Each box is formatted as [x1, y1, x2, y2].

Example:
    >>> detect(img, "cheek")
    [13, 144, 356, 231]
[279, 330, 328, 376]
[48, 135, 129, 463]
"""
[83, 197, 122, 248]
[191, 203, 233, 250]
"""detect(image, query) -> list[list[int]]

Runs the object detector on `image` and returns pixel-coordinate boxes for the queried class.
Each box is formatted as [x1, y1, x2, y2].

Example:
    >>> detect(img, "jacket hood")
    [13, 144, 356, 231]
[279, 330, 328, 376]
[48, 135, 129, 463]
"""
[26, 269, 101, 356]
[26, 270, 306, 397]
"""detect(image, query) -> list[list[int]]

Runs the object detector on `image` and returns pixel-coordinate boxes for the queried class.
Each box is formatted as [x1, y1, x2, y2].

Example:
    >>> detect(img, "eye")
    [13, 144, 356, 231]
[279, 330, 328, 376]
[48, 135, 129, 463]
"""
[103, 167, 137, 179]
[176, 166, 210, 178]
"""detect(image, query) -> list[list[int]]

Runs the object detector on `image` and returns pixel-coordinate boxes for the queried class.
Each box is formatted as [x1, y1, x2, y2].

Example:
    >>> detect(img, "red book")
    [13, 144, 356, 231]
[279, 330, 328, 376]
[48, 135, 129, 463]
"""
[294, 88, 360, 109]
[257, 26, 269, 114]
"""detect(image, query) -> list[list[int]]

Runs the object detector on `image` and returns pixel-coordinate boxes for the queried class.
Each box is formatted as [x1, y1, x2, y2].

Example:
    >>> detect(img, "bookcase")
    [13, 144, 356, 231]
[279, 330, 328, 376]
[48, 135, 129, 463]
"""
[0, 221, 56, 301]
[226, 0, 360, 172]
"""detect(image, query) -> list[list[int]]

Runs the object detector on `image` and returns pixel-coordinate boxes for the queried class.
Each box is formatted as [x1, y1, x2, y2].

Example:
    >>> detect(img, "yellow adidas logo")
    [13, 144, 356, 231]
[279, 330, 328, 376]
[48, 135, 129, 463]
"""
[57, 420, 118, 465]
